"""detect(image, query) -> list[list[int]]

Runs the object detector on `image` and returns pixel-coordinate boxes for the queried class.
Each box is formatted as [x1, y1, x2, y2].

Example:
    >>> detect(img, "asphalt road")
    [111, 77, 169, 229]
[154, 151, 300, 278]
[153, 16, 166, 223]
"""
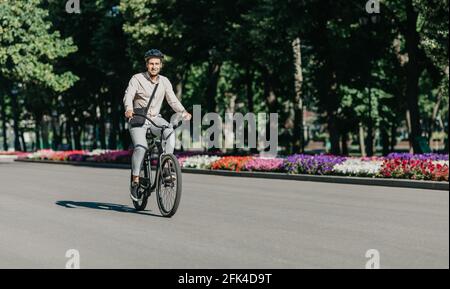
[0, 162, 448, 269]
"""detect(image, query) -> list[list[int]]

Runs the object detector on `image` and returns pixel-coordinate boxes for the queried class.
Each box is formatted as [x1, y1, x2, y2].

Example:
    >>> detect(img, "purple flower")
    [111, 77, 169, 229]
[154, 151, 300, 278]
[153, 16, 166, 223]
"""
[68, 154, 86, 162]
[175, 150, 224, 159]
[283, 154, 346, 175]
[93, 150, 132, 163]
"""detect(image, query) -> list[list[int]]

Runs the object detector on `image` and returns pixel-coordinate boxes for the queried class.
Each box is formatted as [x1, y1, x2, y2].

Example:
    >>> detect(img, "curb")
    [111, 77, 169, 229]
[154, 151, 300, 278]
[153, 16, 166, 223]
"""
[14, 158, 130, 169]
[182, 168, 449, 191]
[0, 155, 17, 163]
[14, 158, 449, 191]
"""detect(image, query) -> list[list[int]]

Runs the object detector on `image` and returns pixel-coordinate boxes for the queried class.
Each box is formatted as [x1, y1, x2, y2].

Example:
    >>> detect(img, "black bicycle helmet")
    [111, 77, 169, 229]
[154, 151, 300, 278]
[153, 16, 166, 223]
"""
[144, 49, 164, 60]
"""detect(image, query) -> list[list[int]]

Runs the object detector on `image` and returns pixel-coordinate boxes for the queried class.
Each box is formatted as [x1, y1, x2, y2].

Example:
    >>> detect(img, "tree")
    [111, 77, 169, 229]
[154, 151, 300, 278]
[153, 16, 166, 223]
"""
[415, 0, 449, 149]
[0, 0, 78, 151]
[47, 0, 132, 150]
[383, 0, 449, 153]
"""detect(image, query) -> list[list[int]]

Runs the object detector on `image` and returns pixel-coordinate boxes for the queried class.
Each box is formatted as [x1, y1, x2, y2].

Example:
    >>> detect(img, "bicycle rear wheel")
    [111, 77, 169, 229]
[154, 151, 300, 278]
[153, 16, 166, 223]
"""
[156, 153, 182, 217]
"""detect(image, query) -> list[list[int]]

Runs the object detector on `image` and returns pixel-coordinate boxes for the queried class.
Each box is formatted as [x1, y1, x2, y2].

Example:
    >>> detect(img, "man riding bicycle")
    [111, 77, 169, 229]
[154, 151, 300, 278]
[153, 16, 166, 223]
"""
[123, 49, 191, 201]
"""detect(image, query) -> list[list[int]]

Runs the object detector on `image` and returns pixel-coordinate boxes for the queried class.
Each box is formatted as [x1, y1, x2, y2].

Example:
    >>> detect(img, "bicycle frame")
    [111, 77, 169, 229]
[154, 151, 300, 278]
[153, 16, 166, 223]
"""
[139, 137, 161, 194]
[133, 113, 183, 195]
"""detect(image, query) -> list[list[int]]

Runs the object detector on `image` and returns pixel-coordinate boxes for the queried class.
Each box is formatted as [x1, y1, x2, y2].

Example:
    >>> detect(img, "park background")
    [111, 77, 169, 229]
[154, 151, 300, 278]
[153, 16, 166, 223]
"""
[1, 1, 449, 270]
[0, 0, 448, 157]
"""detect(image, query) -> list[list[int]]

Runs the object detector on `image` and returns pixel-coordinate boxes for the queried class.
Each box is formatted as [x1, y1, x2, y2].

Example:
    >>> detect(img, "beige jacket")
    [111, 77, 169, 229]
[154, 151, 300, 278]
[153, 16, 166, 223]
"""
[123, 72, 185, 117]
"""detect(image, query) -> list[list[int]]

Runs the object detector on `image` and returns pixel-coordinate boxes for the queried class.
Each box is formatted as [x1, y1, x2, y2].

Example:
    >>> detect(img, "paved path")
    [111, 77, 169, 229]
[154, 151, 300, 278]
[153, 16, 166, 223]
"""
[0, 162, 448, 268]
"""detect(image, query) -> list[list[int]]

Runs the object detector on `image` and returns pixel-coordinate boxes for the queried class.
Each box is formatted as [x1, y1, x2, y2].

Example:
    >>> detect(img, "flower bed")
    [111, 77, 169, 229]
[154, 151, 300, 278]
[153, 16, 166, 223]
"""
[17, 149, 449, 182]
[22, 149, 115, 162]
[24, 149, 88, 161]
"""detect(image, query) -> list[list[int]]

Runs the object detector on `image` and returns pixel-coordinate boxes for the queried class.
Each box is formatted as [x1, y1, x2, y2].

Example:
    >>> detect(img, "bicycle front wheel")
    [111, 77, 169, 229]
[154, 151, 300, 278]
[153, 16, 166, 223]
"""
[156, 153, 182, 217]
[131, 160, 150, 211]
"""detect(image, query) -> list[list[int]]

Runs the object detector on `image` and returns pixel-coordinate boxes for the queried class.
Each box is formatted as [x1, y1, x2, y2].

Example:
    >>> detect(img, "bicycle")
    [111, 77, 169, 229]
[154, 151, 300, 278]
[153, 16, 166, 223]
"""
[130, 113, 184, 217]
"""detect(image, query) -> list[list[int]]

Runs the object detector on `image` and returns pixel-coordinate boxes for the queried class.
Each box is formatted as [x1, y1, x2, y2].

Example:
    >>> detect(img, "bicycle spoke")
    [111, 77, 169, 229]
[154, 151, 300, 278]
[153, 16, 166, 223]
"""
[161, 183, 174, 211]
[160, 168, 176, 212]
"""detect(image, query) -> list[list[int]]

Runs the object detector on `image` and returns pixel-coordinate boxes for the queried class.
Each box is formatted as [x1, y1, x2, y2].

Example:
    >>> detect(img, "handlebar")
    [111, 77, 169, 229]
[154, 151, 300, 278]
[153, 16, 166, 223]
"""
[131, 113, 185, 130]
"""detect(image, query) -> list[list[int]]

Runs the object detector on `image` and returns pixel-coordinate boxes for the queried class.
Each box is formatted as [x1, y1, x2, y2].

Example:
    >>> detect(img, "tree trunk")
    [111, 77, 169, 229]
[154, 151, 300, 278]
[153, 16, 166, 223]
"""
[381, 127, 390, 156]
[41, 115, 50, 149]
[10, 91, 21, 151]
[405, 0, 422, 153]
[20, 129, 26, 152]
[99, 102, 106, 149]
[175, 71, 184, 100]
[365, 87, 374, 156]
[292, 37, 304, 153]
[327, 113, 340, 155]
[314, 6, 340, 155]
[58, 120, 65, 150]
[390, 122, 397, 152]
[246, 66, 254, 113]
[246, 66, 258, 154]
[91, 102, 98, 150]
[262, 67, 278, 154]
[109, 87, 119, 149]
[224, 92, 237, 153]
[326, 73, 341, 155]
[359, 123, 367, 157]
[405, 109, 414, 153]
[92, 121, 98, 150]
[65, 116, 73, 150]
[341, 132, 349, 156]
[428, 89, 442, 145]
[73, 120, 82, 150]
[0, 92, 8, 151]
[34, 114, 42, 150]
[119, 112, 131, 150]
[120, 123, 131, 150]
[205, 62, 221, 113]
[51, 114, 62, 150]
[262, 68, 278, 113]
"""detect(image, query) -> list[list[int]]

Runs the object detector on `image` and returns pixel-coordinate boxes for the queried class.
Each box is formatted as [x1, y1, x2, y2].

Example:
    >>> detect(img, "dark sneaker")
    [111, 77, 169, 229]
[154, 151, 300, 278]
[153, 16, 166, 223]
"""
[130, 181, 140, 201]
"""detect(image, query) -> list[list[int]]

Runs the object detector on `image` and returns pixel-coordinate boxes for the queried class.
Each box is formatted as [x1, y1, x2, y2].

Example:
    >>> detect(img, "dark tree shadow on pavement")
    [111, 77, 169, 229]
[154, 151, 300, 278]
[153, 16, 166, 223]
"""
[55, 200, 165, 218]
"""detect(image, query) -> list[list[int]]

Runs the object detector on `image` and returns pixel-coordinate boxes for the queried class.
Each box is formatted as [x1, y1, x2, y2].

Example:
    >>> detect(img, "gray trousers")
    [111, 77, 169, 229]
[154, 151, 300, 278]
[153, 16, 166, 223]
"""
[129, 116, 175, 176]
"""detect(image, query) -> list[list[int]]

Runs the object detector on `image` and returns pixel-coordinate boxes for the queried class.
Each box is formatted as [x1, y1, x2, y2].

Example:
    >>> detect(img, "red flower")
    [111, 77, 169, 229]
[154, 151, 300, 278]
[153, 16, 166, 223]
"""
[211, 156, 253, 172]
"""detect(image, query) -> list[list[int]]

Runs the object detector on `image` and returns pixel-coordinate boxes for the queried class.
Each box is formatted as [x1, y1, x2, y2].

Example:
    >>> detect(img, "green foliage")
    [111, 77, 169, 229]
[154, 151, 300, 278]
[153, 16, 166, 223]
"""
[0, 0, 447, 153]
[0, 0, 78, 91]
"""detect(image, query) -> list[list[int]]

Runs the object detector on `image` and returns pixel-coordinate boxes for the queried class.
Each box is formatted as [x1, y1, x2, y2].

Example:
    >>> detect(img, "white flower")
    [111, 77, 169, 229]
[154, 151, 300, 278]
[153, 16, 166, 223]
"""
[26, 149, 55, 159]
[333, 159, 383, 176]
[88, 149, 111, 156]
[182, 155, 221, 169]
[432, 160, 449, 166]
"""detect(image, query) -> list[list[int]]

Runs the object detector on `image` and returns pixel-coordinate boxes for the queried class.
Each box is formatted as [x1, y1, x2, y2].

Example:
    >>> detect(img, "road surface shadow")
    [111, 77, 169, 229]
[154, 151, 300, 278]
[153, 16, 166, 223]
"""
[55, 200, 164, 218]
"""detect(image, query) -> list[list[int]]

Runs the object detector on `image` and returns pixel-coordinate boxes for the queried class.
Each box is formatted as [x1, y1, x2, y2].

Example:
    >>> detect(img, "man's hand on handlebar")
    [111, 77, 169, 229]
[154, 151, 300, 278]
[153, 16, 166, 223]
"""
[125, 110, 134, 119]
[181, 111, 192, 121]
